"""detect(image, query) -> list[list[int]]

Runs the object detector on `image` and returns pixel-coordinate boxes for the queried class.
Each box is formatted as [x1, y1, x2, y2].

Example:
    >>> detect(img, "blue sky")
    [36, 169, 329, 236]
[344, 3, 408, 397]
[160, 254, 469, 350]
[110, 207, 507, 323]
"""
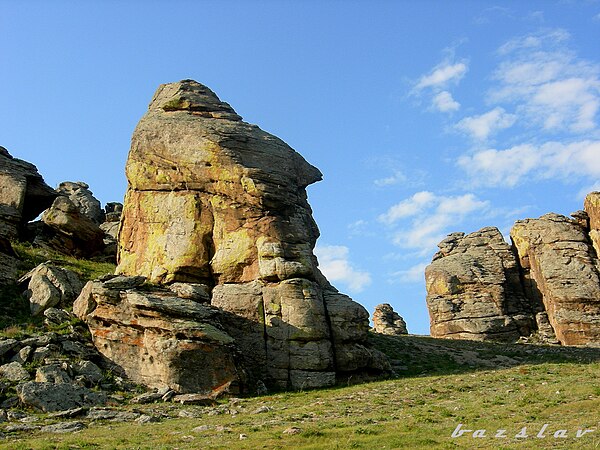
[1, 1, 599, 334]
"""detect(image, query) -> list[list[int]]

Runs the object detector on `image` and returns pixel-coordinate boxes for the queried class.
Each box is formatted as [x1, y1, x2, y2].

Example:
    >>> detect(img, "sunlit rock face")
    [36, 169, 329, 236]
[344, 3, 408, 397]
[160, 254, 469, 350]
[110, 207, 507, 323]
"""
[75, 80, 389, 394]
[425, 227, 537, 342]
[426, 201, 600, 347]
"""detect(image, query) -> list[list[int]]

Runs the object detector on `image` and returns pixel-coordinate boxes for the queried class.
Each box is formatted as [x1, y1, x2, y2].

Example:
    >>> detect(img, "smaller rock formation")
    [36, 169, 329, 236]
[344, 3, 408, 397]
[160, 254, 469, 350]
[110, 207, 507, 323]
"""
[18, 263, 83, 316]
[0, 146, 57, 240]
[74, 276, 244, 395]
[372, 304, 408, 335]
[425, 194, 600, 346]
[99, 202, 122, 260]
[35, 196, 105, 258]
[56, 182, 104, 224]
[426, 227, 536, 342]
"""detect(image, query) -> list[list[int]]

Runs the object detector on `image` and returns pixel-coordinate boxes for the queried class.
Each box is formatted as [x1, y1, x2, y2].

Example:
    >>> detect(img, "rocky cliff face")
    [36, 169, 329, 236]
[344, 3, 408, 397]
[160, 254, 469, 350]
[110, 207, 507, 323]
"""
[426, 193, 600, 346]
[0, 146, 57, 241]
[76, 80, 389, 394]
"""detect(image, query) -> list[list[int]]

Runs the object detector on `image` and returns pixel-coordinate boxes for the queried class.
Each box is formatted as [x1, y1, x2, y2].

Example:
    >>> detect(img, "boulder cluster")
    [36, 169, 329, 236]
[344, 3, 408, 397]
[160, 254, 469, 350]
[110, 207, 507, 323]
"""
[426, 194, 600, 346]
[0, 147, 122, 264]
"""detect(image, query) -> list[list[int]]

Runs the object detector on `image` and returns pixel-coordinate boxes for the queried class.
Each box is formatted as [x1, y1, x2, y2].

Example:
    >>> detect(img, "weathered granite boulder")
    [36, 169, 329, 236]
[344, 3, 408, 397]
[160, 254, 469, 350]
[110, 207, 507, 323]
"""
[425, 227, 537, 341]
[18, 263, 83, 316]
[16, 382, 106, 412]
[372, 303, 408, 335]
[56, 182, 104, 224]
[74, 278, 244, 395]
[511, 213, 600, 345]
[0, 146, 57, 240]
[77, 80, 388, 393]
[36, 196, 105, 257]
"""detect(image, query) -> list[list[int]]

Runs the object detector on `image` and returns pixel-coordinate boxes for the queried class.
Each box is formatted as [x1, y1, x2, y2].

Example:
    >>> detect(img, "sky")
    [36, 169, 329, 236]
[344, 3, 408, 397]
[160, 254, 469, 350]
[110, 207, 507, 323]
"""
[1, 1, 599, 335]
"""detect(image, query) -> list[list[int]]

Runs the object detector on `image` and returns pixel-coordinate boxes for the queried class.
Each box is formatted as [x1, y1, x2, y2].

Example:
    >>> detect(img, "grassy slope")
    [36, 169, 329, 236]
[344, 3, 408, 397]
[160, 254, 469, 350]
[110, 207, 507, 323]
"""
[0, 242, 115, 332]
[3, 335, 600, 450]
[2, 245, 599, 448]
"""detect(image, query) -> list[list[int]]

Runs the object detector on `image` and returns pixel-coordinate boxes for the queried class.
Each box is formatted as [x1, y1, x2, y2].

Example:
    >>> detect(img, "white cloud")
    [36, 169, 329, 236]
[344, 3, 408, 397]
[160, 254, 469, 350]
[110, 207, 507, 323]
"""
[458, 140, 600, 187]
[490, 29, 600, 134]
[415, 61, 468, 91]
[455, 107, 516, 140]
[498, 29, 570, 55]
[374, 170, 407, 187]
[378, 191, 436, 224]
[379, 192, 490, 255]
[391, 262, 429, 283]
[432, 91, 460, 112]
[578, 181, 600, 200]
[314, 245, 371, 293]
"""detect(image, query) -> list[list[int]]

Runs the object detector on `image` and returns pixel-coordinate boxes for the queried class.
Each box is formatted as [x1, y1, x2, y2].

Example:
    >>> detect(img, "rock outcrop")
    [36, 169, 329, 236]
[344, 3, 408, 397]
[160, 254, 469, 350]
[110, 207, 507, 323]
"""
[426, 228, 537, 342]
[76, 80, 389, 394]
[372, 303, 408, 335]
[0, 146, 57, 240]
[56, 182, 104, 224]
[426, 193, 600, 346]
[19, 263, 83, 316]
[35, 195, 105, 258]
[511, 213, 600, 345]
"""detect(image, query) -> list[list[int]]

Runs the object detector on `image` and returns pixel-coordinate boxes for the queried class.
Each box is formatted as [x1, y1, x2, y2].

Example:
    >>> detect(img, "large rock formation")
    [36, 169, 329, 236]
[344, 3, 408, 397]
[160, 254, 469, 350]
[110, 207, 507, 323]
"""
[426, 228, 537, 342]
[0, 146, 57, 240]
[426, 193, 600, 346]
[76, 80, 389, 394]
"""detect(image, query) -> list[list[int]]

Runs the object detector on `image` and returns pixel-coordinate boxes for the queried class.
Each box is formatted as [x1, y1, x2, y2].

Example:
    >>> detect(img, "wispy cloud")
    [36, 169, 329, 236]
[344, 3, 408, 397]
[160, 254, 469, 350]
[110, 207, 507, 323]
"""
[374, 170, 407, 187]
[415, 61, 468, 91]
[455, 107, 517, 140]
[458, 140, 600, 187]
[379, 191, 490, 255]
[432, 91, 461, 112]
[391, 262, 428, 283]
[314, 245, 371, 293]
[413, 58, 468, 113]
[491, 29, 600, 133]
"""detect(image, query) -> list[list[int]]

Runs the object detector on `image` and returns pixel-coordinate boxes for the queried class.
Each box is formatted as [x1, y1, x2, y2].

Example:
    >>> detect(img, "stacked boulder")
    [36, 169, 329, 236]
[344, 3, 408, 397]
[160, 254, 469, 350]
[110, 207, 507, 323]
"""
[426, 193, 600, 346]
[372, 304, 408, 335]
[34, 182, 106, 258]
[75, 80, 390, 395]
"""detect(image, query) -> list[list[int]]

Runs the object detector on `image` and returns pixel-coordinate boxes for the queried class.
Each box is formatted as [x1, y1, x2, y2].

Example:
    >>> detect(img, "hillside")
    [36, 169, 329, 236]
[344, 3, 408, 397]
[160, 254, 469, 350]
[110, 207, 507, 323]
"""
[1, 332, 599, 449]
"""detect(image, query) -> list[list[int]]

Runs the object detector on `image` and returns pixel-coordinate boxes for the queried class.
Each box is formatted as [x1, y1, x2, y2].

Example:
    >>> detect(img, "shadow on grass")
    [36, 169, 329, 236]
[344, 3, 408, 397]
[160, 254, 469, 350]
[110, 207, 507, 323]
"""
[369, 331, 600, 379]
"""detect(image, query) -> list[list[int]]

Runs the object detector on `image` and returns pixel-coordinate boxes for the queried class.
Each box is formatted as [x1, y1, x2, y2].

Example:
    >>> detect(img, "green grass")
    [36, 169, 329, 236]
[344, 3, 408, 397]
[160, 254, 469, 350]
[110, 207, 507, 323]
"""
[11, 241, 116, 282]
[2, 335, 600, 449]
[0, 241, 115, 333]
